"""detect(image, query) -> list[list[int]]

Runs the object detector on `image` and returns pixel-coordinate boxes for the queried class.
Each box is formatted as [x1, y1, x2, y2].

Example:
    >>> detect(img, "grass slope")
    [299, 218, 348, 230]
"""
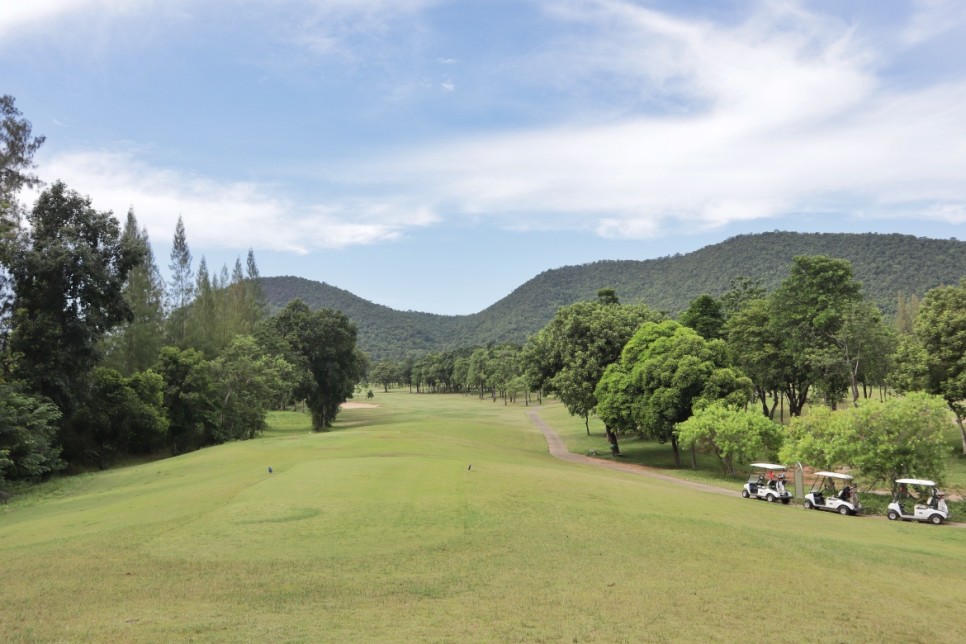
[2, 393, 965, 642]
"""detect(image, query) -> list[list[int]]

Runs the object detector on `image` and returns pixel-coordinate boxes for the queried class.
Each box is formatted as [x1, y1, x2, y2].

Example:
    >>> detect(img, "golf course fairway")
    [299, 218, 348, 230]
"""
[2, 391, 964, 642]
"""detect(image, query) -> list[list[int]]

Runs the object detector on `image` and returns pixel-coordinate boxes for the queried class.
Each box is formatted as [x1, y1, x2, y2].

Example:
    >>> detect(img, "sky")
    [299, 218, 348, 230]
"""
[3, 0, 966, 315]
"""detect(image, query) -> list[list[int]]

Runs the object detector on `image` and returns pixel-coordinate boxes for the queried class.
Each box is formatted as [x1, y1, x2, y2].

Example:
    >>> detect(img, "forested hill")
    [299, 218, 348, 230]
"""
[260, 232, 966, 360]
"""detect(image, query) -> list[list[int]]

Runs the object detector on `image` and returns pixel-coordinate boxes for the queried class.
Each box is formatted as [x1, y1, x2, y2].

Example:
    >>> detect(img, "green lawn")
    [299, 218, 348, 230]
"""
[2, 391, 965, 642]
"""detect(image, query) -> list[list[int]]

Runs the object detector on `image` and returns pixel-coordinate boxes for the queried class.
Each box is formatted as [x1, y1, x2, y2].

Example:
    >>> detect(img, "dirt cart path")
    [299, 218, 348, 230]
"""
[527, 410, 733, 497]
[528, 409, 965, 527]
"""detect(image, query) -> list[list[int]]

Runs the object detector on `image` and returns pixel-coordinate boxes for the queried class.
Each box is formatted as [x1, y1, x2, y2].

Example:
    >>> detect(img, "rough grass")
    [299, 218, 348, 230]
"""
[2, 391, 965, 642]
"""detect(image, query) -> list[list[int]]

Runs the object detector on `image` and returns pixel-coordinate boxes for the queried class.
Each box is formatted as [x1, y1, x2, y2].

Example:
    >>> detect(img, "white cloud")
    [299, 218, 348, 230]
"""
[35, 148, 439, 253]
[15, 0, 966, 253]
[901, 0, 966, 45]
[314, 0, 966, 238]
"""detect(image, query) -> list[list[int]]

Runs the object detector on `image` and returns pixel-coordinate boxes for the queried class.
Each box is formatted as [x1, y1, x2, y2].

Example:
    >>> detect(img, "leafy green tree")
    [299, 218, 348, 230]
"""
[679, 294, 725, 340]
[778, 406, 849, 471]
[266, 300, 362, 430]
[719, 276, 765, 319]
[830, 301, 895, 405]
[156, 346, 218, 454]
[524, 298, 660, 434]
[0, 386, 62, 484]
[768, 255, 864, 414]
[370, 359, 398, 392]
[845, 393, 949, 485]
[596, 320, 752, 465]
[212, 335, 294, 441]
[70, 367, 168, 467]
[725, 298, 785, 419]
[8, 182, 144, 421]
[886, 335, 929, 394]
[780, 394, 950, 485]
[676, 403, 783, 476]
[915, 278, 966, 453]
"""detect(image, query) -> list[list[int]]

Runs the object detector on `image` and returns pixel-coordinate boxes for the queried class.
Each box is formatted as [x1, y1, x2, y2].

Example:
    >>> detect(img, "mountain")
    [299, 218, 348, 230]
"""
[260, 231, 966, 361]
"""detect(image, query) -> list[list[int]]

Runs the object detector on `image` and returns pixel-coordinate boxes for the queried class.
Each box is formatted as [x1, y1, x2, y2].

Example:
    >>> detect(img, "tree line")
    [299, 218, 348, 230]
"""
[371, 266, 964, 488]
[1, 96, 364, 491]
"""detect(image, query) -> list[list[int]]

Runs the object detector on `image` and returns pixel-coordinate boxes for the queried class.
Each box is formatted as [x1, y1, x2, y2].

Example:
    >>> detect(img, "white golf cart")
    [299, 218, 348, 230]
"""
[887, 478, 949, 525]
[741, 463, 792, 504]
[803, 472, 860, 516]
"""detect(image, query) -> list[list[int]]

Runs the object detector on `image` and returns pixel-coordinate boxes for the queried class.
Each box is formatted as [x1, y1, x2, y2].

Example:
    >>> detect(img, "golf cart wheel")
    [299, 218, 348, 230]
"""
[887, 510, 900, 521]
[838, 505, 851, 516]
[766, 494, 776, 503]
[803, 499, 813, 510]
[781, 497, 790, 505]
[929, 514, 944, 525]
[741, 489, 750, 498]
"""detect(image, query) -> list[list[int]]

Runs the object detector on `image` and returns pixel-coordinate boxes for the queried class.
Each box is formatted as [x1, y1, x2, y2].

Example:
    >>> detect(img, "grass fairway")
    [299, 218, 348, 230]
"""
[2, 393, 965, 642]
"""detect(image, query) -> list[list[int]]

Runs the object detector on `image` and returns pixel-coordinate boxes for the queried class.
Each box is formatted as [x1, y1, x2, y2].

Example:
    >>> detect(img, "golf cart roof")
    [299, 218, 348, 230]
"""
[895, 478, 937, 486]
[815, 472, 853, 480]
[750, 463, 786, 471]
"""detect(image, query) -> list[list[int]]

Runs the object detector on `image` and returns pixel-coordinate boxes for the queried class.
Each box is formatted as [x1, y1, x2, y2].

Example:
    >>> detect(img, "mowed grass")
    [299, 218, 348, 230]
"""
[2, 393, 965, 642]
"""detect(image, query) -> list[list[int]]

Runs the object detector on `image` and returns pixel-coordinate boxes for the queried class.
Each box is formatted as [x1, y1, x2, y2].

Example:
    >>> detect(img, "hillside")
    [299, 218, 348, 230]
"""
[260, 231, 966, 360]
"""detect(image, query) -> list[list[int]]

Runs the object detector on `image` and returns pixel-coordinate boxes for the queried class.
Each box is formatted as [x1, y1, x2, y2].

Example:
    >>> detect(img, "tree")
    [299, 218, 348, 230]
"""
[778, 406, 849, 471]
[719, 276, 765, 320]
[370, 359, 398, 392]
[265, 300, 362, 430]
[886, 335, 929, 395]
[187, 256, 217, 355]
[8, 182, 143, 420]
[845, 393, 949, 485]
[829, 301, 895, 405]
[894, 291, 920, 335]
[70, 367, 168, 468]
[244, 248, 267, 328]
[725, 298, 785, 419]
[1, 95, 45, 228]
[679, 294, 725, 340]
[167, 216, 194, 347]
[779, 394, 950, 486]
[915, 278, 966, 453]
[676, 403, 783, 476]
[767, 255, 864, 414]
[523, 298, 660, 435]
[0, 386, 62, 485]
[211, 335, 294, 441]
[101, 210, 166, 374]
[596, 320, 752, 466]
[156, 346, 218, 454]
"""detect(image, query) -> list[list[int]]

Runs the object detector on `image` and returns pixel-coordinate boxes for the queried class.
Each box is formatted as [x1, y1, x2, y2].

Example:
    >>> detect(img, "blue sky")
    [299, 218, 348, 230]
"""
[3, 0, 966, 314]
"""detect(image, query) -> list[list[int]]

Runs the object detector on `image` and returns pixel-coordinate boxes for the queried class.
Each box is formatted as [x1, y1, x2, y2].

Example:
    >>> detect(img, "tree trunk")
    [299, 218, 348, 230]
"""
[670, 434, 680, 467]
[584, 414, 590, 436]
[605, 425, 620, 456]
[954, 410, 966, 456]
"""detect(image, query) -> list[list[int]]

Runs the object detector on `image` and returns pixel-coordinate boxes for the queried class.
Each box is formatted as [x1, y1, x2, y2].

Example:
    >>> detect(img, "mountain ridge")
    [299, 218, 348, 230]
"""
[260, 231, 966, 360]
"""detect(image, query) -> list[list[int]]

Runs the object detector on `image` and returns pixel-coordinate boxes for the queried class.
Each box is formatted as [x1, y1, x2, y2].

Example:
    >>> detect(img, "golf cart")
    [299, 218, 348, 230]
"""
[887, 479, 949, 525]
[803, 472, 860, 516]
[741, 463, 792, 504]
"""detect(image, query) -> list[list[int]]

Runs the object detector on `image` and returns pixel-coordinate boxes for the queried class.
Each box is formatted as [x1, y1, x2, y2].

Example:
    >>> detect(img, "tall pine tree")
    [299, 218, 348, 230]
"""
[167, 216, 194, 347]
[102, 210, 166, 374]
